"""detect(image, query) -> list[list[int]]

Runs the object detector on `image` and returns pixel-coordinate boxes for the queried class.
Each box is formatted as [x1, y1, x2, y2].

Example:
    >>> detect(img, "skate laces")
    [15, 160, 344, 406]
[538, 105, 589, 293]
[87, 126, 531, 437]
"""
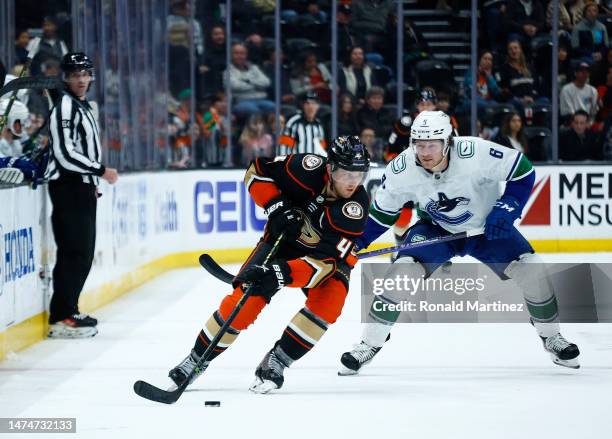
[545, 333, 571, 353]
[351, 342, 379, 363]
[178, 351, 207, 376]
[264, 351, 286, 376]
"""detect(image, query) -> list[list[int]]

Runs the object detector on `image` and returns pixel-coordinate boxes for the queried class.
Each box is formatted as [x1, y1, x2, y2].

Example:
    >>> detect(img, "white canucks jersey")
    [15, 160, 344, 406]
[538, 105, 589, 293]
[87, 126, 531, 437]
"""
[370, 136, 534, 234]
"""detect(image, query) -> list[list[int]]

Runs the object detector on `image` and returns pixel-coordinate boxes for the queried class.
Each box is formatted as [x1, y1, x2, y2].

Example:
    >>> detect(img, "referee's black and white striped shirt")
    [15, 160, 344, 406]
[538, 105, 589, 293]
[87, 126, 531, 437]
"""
[46, 92, 104, 185]
[277, 112, 327, 156]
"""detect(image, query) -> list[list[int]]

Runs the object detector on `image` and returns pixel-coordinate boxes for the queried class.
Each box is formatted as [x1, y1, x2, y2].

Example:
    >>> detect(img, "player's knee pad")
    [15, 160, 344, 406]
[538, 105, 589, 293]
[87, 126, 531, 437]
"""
[218, 288, 267, 331]
[365, 257, 425, 327]
[394, 255, 420, 266]
[305, 278, 347, 324]
[307, 299, 344, 325]
[504, 253, 550, 297]
[383, 256, 426, 302]
[504, 252, 559, 323]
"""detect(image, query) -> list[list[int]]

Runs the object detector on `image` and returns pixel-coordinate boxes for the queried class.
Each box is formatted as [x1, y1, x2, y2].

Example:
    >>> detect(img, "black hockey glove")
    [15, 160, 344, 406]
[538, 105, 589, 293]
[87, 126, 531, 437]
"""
[235, 260, 292, 302]
[264, 196, 303, 239]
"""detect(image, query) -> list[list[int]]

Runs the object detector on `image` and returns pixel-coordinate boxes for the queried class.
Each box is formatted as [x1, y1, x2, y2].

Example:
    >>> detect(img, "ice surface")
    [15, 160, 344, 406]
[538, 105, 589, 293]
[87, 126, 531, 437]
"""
[1, 254, 611, 438]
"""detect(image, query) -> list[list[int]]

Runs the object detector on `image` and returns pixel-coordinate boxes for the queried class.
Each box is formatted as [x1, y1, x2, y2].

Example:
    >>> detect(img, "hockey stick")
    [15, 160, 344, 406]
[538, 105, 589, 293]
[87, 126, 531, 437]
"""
[199, 229, 485, 285]
[0, 75, 62, 97]
[0, 43, 40, 133]
[133, 232, 285, 404]
[356, 228, 484, 259]
[199, 254, 235, 284]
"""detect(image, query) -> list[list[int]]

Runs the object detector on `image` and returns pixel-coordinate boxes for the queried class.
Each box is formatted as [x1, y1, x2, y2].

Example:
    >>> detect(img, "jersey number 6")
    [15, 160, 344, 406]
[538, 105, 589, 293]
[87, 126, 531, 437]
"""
[489, 148, 504, 159]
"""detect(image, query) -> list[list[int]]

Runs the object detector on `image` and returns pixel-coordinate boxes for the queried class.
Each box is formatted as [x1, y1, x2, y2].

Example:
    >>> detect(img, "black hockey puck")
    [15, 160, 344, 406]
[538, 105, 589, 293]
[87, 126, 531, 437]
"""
[204, 401, 221, 407]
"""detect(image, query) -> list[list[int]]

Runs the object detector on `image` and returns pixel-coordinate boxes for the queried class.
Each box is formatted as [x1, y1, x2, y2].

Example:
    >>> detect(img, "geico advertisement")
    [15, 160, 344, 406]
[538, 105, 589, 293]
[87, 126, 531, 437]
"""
[193, 172, 266, 234]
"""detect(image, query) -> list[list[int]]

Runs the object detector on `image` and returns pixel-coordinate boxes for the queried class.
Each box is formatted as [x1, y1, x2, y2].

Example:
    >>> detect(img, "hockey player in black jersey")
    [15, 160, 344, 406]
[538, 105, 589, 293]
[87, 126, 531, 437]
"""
[168, 135, 371, 393]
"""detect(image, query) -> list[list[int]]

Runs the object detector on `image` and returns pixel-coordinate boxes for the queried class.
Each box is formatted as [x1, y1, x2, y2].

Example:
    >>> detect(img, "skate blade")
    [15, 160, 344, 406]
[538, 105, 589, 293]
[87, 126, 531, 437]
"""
[48, 326, 98, 339]
[249, 378, 279, 394]
[338, 365, 359, 376]
[551, 355, 580, 369]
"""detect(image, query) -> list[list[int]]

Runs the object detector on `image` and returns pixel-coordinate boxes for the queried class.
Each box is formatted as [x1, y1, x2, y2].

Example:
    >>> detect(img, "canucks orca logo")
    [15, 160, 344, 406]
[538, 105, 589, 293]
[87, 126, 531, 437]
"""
[424, 192, 473, 225]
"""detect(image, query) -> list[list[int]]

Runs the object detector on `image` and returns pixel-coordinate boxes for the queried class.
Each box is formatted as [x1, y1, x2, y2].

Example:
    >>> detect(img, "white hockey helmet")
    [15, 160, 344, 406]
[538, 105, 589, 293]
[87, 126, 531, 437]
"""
[410, 110, 453, 154]
[0, 99, 30, 138]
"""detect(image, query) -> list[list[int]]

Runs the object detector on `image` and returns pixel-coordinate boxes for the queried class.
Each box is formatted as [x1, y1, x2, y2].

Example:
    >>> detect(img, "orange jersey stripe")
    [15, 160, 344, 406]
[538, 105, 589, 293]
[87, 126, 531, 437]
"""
[287, 258, 315, 287]
[279, 135, 296, 147]
[384, 151, 399, 162]
[395, 207, 413, 228]
[346, 252, 358, 267]
[249, 180, 281, 208]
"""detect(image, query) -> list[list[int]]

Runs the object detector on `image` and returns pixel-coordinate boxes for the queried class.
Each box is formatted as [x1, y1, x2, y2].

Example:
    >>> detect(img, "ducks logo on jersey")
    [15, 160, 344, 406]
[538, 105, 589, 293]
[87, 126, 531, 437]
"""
[342, 201, 364, 219]
[302, 154, 323, 170]
[424, 192, 473, 225]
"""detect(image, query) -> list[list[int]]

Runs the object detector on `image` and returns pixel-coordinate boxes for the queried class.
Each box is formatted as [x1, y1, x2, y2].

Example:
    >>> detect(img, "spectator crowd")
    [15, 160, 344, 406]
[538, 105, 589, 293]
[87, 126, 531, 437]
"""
[164, 0, 611, 166]
[2, 0, 612, 180]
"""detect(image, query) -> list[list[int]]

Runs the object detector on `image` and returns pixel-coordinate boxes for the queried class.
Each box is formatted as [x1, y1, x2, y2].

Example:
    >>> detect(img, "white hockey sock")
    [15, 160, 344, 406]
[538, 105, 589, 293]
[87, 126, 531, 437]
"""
[362, 322, 393, 348]
[362, 257, 426, 348]
[505, 253, 561, 338]
[533, 321, 560, 338]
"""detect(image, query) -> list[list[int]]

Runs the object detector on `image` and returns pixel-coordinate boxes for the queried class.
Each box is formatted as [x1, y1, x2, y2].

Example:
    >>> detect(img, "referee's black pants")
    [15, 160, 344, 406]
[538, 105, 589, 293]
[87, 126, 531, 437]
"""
[48, 181, 97, 323]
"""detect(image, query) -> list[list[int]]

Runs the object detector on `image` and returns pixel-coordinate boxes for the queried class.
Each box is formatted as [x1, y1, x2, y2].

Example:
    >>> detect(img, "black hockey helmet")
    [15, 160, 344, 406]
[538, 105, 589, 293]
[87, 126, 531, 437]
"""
[417, 88, 437, 104]
[299, 90, 320, 105]
[327, 135, 370, 173]
[61, 52, 94, 79]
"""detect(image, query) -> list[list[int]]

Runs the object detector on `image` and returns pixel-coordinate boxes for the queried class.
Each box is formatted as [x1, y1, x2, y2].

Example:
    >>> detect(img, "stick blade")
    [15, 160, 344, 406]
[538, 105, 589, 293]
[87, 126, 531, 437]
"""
[199, 254, 234, 284]
[133, 380, 180, 404]
[0, 75, 62, 97]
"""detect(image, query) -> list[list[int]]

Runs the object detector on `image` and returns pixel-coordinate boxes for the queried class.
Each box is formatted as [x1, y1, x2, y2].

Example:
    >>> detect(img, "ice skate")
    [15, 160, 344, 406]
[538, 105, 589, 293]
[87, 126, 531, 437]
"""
[541, 333, 580, 369]
[338, 341, 383, 376]
[249, 348, 288, 394]
[168, 349, 209, 387]
[48, 314, 98, 338]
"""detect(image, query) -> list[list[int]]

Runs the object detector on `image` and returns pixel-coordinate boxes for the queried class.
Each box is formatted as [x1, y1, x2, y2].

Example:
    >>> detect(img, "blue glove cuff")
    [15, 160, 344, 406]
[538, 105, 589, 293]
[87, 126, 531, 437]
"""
[494, 195, 522, 220]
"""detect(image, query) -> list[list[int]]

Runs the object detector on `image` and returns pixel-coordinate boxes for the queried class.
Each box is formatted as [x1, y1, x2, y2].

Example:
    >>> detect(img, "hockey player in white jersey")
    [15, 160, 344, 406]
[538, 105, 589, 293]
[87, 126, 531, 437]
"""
[339, 110, 580, 375]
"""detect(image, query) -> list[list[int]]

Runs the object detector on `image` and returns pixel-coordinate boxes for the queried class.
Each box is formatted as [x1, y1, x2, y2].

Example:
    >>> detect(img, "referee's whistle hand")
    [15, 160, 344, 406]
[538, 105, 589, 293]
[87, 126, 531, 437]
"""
[102, 167, 119, 185]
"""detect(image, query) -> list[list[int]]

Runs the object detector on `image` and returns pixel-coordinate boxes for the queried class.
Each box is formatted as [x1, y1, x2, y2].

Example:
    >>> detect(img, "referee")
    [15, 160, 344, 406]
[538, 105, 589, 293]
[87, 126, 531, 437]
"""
[277, 91, 327, 156]
[46, 52, 118, 338]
